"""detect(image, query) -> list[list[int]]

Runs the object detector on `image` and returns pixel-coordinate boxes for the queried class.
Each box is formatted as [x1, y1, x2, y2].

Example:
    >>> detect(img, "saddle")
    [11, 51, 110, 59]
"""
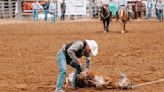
[119, 7, 128, 21]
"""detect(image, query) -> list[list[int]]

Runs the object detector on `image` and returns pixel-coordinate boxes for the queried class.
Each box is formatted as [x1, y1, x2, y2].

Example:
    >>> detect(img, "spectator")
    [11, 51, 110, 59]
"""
[60, 0, 66, 21]
[43, 0, 50, 21]
[31, 0, 43, 21]
[146, 0, 153, 19]
[109, 0, 117, 17]
[156, 0, 163, 22]
[91, 1, 97, 19]
[49, 0, 56, 23]
[126, 4, 132, 20]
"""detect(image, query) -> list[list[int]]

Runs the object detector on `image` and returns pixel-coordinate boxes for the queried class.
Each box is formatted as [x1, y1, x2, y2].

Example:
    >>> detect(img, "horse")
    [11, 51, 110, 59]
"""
[100, 4, 111, 33]
[117, 7, 129, 33]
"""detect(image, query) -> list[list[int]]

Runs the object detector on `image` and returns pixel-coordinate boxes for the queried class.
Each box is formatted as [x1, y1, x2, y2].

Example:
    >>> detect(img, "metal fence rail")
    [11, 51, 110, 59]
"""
[0, 0, 19, 19]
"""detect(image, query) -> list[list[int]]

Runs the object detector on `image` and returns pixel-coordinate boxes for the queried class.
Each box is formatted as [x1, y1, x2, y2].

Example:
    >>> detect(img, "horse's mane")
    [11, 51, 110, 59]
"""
[100, 6, 110, 17]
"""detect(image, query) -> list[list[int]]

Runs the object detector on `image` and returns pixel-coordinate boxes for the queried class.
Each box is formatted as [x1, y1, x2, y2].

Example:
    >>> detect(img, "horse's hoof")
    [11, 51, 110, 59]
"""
[121, 31, 125, 34]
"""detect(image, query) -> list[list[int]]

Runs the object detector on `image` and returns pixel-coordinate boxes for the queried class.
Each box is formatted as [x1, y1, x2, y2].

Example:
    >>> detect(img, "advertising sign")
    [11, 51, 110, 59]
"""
[22, 0, 46, 14]
[58, 0, 86, 16]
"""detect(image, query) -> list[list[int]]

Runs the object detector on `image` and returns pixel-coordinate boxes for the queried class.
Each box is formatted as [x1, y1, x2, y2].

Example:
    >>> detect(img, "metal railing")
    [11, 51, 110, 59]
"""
[0, 0, 20, 19]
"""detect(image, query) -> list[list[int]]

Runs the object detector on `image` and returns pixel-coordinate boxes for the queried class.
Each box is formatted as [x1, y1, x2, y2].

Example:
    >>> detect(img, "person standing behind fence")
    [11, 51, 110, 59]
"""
[60, 0, 66, 21]
[156, 0, 163, 22]
[43, 0, 50, 21]
[32, 0, 43, 21]
[49, 0, 56, 23]
[109, 0, 117, 17]
[146, 0, 153, 19]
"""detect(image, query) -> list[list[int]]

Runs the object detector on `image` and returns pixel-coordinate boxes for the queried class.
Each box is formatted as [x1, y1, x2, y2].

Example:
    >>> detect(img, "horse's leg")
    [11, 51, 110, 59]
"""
[121, 21, 125, 33]
[116, 12, 119, 21]
[124, 22, 125, 31]
[106, 19, 110, 32]
[121, 21, 123, 33]
[103, 20, 106, 32]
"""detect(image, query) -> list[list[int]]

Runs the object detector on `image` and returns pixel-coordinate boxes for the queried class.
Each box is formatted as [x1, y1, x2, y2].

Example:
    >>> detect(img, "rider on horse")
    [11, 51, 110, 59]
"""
[116, 0, 129, 21]
[100, 3, 111, 33]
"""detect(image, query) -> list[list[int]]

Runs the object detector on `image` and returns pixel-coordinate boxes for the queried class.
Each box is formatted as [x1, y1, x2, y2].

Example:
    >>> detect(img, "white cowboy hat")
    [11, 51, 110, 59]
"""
[85, 40, 98, 56]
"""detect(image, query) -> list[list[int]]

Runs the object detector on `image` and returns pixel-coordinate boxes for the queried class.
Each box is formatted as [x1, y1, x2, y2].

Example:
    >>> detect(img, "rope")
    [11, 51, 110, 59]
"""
[0, 57, 55, 60]
[132, 79, 164, 89]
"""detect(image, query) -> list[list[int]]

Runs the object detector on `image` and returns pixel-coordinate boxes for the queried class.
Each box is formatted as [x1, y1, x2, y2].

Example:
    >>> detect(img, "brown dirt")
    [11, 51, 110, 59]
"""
[0, 20, 164, 92]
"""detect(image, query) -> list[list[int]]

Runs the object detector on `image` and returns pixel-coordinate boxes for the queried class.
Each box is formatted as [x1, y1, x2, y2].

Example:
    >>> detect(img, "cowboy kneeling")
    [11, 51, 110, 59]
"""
[55, 40, 98, 92]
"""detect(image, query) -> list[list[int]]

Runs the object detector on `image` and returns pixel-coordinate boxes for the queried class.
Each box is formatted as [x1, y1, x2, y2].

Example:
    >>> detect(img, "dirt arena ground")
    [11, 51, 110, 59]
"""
[0, 20, 164, 92]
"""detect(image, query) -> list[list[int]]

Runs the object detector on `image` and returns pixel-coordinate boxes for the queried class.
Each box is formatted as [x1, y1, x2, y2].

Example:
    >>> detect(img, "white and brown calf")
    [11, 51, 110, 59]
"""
[65, 71, 132, 90]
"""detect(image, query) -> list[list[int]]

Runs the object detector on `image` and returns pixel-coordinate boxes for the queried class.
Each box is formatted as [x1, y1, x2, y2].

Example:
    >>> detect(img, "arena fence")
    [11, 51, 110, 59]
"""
[0, 0, 161, 21]
[0, 0, 18, 19]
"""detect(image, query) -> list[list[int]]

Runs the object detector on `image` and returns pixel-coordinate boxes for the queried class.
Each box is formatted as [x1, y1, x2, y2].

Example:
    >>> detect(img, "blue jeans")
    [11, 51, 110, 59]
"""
[51, 14, 56, 23]
[32, 10, 38, 21]
[157, 10, 161, 20]
[56, 49, 67, 90]
[147, 8, 152, 19]
[60, 11, 65, 20]
[156, 10, 163, 21]
[72, 68, 81, 87]
[44, 9, 49, 21]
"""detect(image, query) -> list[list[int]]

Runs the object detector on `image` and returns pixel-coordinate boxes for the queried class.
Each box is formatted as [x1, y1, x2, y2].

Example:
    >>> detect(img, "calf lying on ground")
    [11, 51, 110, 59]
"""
[65, 71, 132, 90]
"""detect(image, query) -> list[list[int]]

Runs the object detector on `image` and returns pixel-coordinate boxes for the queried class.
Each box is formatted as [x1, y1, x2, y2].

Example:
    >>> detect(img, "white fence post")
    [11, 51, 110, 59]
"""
[0, 1, 1, 18]
[9, 0, 12, 18]
[0, 0, 20, 19]
[17, 0, 22, 19]
[2, 1, 4, 18]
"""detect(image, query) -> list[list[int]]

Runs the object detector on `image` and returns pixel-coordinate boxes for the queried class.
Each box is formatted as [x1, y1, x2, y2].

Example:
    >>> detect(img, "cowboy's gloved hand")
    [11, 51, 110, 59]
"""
[80, 71, 86, 77]
[70, 61, 84, 72]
